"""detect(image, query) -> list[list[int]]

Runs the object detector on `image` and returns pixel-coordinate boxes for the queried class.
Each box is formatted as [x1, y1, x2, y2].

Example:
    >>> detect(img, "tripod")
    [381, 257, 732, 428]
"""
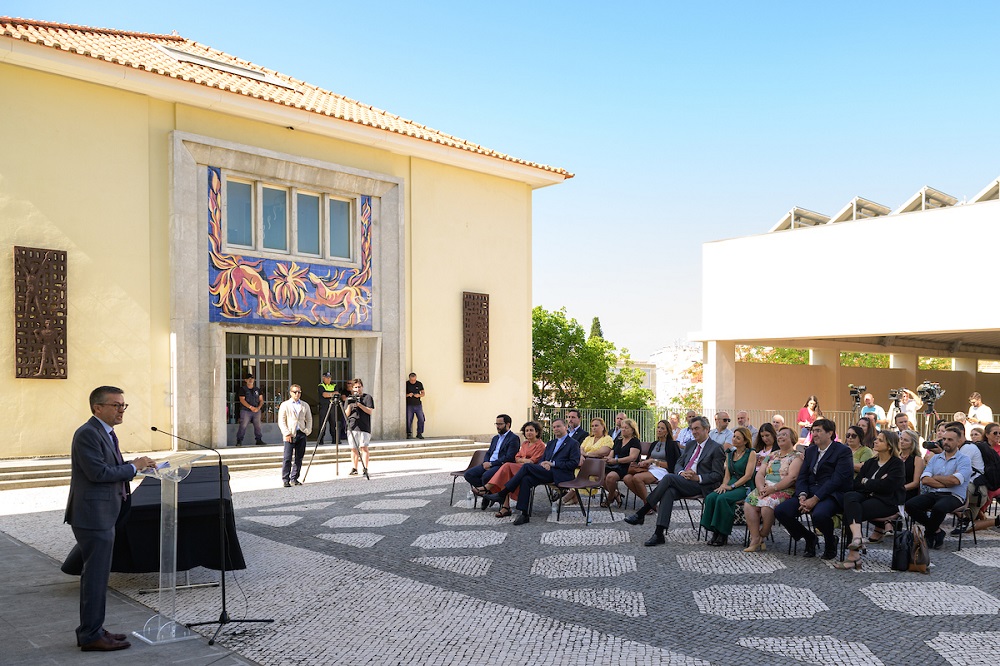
[151, 428, 273, 645]
[303, 397, 340, 482]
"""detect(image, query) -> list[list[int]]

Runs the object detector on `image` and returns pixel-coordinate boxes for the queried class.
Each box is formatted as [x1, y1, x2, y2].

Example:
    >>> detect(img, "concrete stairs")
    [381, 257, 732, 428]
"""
[0, 437, 481, 490]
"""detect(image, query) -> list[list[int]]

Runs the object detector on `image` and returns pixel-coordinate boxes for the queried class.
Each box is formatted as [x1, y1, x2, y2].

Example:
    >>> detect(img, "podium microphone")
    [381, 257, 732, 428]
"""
[149, 426, 273, 643]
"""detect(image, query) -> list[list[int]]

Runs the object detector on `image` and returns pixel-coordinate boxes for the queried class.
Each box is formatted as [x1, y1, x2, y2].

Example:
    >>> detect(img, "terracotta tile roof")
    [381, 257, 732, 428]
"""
[0, 17, 572, 179]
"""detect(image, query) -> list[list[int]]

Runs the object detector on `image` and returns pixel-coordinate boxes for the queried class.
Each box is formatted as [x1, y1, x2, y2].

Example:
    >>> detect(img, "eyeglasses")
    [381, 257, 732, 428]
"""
[495, 422, 506, 427]
[98, 403, 128, 410]
[845, 433, 858, 439]
[290, 390, 301, 394]
[722, 418, 731, 423]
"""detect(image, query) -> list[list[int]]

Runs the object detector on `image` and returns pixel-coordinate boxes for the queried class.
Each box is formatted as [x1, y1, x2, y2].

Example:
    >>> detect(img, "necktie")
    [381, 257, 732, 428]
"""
[684, 443, 703, 472]
[110, 429, 128, 501]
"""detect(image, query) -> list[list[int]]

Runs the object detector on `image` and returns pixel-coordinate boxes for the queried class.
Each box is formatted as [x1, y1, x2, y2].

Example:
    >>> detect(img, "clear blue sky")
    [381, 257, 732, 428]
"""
[8, 2, 1000, 357]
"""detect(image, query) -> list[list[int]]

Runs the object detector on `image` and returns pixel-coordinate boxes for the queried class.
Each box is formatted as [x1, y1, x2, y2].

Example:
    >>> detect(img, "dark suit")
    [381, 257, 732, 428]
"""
[502, 435, 581, 513]
[464, 430, 519, 488]
[774, 440, 854, 544]
[63, 416, 139, 646]
[645, 437, 725, 529]
[568, 427, 589, 443]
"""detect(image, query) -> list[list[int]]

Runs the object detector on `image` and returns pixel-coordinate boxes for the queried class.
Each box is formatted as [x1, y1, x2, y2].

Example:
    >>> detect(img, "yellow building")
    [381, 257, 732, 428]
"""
[0, 18, 571, 458]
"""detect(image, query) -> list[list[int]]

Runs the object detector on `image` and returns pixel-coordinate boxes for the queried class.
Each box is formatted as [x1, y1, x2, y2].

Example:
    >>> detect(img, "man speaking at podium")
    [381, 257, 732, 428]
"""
[63, 386, 155, 651]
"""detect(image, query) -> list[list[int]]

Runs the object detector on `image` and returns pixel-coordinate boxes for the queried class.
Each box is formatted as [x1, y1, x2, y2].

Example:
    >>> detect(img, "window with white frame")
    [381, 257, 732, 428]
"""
[222, 175, 355, 261]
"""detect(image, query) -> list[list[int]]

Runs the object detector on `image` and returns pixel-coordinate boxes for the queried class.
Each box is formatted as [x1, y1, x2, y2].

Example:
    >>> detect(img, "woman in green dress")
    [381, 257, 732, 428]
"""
[701, 427, 757, 546]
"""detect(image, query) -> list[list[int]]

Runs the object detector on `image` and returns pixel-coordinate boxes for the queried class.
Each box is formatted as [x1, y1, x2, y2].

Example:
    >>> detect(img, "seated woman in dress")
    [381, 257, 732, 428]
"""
[868, 428, 924, 542]
[562, 417, 614, 505]
[753, 423, 779, 459]
[743, 427, 802, 552]
[601, 418, 643, 507]
[845, 425, 873, 473]
[834, 430, 905, 569]
[483, 421, 546, 518]
[701, 427, 757, 546]
[622, 419, 681, 504]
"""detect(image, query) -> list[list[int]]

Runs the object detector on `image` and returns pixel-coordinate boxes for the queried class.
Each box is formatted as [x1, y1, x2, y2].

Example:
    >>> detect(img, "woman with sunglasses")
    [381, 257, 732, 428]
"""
[844, 425, 873, 474]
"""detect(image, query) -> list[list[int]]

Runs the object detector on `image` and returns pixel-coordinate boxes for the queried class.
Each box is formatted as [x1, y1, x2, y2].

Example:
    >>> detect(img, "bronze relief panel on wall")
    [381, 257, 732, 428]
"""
[463, 291, 489, 383]
[14, 246, 67, 378]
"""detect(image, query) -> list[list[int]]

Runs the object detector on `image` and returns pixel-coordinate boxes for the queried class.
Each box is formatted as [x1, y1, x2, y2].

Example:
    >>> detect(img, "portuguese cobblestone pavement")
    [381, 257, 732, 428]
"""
[2, 458, 1000, 665]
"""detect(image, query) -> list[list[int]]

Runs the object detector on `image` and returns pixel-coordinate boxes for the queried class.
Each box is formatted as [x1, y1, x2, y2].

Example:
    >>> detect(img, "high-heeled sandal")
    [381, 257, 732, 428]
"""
[848, 537, 867, 553]
[868, 529, 885, 543]
[743, 541, 766, 553]
[832, 557, 862, 570]
[494, 507, 512, 518]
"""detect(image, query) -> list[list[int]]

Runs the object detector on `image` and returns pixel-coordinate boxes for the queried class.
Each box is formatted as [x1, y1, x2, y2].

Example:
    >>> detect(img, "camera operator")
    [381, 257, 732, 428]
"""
[887, 388, 922, 427]
[344, 378, 375, 476]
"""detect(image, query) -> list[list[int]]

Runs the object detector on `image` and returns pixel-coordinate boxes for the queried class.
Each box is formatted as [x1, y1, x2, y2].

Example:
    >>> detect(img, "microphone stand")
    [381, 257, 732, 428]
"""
[303, 396, 339, 483]
[150, 427, 273, 645]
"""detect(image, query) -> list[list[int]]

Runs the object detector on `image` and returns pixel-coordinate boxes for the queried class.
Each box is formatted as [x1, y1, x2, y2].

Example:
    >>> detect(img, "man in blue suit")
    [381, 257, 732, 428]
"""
[63, 386, 155, 651]
[774, 418, 854, 559]
[465, 414, 519, 496]
[485, 418, 580, 525]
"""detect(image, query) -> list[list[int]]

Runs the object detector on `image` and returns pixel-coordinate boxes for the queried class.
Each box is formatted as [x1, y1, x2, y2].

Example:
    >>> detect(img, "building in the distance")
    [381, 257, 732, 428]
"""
[0, 17, 570, 458]
[695, 177, 1000, 417]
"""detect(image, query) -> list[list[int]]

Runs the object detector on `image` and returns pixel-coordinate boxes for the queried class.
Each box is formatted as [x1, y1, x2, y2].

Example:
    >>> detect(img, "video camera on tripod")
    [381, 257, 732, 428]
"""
[916, 380, 945, 414]
[888, 388, 906, 408]
[848, 384, 866, 411]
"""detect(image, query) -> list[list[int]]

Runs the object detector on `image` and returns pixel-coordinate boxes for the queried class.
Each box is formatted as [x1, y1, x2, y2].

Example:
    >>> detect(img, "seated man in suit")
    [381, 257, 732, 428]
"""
[566, 409, 589, 443]
[485, 418, 580, 525]
[466, 414, 519, 502]
[774, 418, 854, 559]
[624, 416, 725, 546]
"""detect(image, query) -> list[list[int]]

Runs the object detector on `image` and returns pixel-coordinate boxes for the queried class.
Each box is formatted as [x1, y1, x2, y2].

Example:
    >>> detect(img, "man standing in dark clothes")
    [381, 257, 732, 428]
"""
[236, 374, 264, 445]
[405, 372, 425, 439]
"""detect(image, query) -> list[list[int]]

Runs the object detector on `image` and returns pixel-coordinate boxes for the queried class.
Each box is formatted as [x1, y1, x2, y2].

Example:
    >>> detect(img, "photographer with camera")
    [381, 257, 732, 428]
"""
[344, 378, 375, 476]
[887, 388, 922, 427]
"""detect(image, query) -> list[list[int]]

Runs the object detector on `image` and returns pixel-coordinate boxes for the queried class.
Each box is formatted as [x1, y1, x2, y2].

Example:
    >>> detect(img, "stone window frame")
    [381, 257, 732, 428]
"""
[220, 171, 358, 264]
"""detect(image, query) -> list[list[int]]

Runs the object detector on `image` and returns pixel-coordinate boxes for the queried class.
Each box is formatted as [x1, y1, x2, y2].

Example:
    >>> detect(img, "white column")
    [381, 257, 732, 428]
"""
[890, 353, 917, 390]
[809, 347, 840, 411]
[703, 340, 736, 411]
[954, 357, 978, 399]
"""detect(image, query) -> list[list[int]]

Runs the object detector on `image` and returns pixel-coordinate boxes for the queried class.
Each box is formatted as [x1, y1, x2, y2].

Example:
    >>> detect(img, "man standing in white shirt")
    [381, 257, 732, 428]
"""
[968, 392, 993, 430]
[278, 384, 312, 487]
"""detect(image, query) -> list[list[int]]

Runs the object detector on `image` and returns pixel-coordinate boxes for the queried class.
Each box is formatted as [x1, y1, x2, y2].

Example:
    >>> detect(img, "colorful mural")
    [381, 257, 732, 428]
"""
[207, 167, 373, 329]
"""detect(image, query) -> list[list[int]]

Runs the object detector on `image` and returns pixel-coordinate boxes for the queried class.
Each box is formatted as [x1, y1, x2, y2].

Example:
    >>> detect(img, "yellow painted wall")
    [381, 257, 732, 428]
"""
[0, 63, 162, 457]
[409, 158, 533, 439]
[0, 61, 537, 457]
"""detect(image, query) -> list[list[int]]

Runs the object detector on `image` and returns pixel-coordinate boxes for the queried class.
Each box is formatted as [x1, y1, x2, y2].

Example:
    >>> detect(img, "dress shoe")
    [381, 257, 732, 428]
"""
[932, 530, 946, 549]
[81, 635, 130, 651]
[104, 630, 128, 642]
[484, 491, 507, 505]
[255, 440, 265, 446]
[292, 480, 302, 486]
[644, 533, 666, 546]
[801, 534, 817, 558]
[512, 513, 530, 526]
[717, 535, 728, 547]
[406, 434, 413, 439]
[624, 512, 645, 526]
[416, 434, 424, 439]
[821, 535, 839, 560]
[283, 481, 291, 488]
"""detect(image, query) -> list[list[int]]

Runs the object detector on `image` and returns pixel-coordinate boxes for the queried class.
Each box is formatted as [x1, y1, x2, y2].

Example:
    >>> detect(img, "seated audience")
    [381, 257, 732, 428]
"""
[969, 422, 1000, 533]
[709, 411, 734, 449]
[700, 427, 757, 546]
[835, 431, 905, 570]
[563, 417, 613, 505]
[845, 425, 873, 473]
[904, 424, 973, 549]
[483, 421, 546, 518]
[466, 414, 519, 495]
[676, 410, 698, 448]
[856, 417, 876, 449]
[622, 419, 681, 504]
[744, 427, 802, 552]
[771, 414, 786, 431]
[753, 423, 779, 458]
[774, 419, 853, 559]
[954, 420, 990, 536]
[623, 416, 725, 546]
[484, 418, 581, 526]
[970, 427, 986, 443]
[602, 418, 642, 507]
[736, 411, 758, 440]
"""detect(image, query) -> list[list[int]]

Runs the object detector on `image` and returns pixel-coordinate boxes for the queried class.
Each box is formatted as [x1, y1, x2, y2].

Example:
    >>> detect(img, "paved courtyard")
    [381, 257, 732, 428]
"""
[2, 458, 999, 665]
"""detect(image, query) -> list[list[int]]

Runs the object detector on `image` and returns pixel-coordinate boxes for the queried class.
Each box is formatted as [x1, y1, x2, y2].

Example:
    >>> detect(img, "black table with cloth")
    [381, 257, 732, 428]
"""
[111, 464, 246, 573]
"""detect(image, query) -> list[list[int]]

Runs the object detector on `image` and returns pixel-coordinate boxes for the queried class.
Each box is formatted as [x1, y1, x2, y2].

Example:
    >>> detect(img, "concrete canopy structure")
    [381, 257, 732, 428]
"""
[0, 17, 571, 458]
[697, 175, 1000, 415]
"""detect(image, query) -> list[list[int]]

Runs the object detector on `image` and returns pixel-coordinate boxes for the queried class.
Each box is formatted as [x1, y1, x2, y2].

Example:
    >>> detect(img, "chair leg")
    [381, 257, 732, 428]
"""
[450, 478, 456, 506]
[584, 491, 593, 526]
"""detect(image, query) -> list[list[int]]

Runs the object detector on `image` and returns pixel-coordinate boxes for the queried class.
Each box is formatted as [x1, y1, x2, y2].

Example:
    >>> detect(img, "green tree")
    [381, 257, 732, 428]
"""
[532, 306, 653, 411]
[736, 345, 808, 364]
[589, 316, 603, 339]
[840, 352, 889, 368]
[919, 357, 953, 370]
